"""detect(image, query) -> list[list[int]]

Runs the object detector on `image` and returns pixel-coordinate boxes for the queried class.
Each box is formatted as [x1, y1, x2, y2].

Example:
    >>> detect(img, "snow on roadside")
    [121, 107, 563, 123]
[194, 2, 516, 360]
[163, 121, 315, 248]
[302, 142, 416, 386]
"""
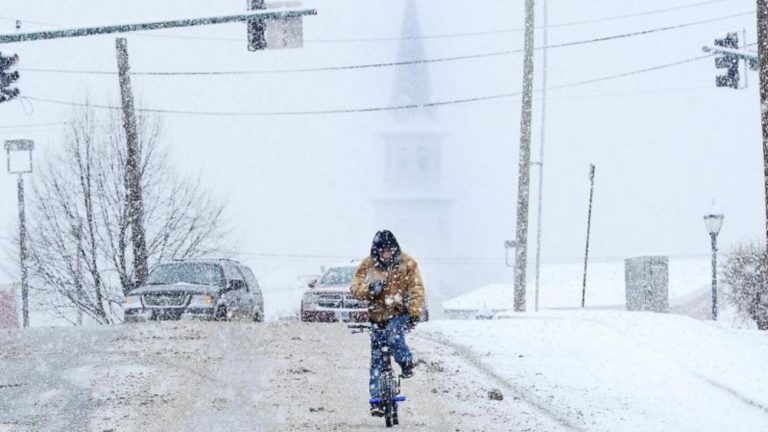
[422, 311, 768, 432]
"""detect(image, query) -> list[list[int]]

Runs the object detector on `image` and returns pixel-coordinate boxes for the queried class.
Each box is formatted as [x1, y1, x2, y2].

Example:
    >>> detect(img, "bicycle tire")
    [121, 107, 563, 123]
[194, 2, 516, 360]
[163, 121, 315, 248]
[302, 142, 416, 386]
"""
[393, 402, 399, 425]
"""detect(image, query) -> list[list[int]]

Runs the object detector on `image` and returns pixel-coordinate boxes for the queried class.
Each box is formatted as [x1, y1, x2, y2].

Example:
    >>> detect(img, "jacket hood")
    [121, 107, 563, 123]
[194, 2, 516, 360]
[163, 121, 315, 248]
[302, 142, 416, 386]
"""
[370, 230, 401, 269]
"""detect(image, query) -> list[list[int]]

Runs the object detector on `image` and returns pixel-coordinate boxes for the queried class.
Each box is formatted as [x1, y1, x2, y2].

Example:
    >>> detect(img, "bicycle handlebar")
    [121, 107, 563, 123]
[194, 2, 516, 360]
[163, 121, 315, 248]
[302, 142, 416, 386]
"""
[348, 322, 416, 334]
[348, 324, 370, 334]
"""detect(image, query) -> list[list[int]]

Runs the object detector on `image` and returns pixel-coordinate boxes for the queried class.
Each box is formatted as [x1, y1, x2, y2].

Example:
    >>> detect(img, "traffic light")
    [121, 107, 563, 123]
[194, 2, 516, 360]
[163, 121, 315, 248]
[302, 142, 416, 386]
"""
[714, 32, 739, 89]
[247, 0, 267, 51]
[0, 51, 20, 103]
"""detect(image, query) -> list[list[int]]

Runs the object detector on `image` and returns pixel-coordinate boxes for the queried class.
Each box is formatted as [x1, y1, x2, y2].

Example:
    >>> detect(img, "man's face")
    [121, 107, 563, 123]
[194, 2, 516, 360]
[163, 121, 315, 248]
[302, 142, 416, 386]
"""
[379, 247, 394, 262]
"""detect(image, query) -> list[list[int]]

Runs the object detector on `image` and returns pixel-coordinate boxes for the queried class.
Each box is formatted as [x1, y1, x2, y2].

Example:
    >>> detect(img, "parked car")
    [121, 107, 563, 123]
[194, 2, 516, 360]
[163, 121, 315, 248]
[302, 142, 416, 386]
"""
[123, 259, 264, 322]
[300, 262, 428, 323]
[300, 262, 367, 323]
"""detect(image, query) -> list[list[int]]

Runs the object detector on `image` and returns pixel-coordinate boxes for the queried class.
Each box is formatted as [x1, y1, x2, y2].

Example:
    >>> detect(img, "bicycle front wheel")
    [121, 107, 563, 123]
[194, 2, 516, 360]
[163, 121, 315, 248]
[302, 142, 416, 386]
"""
[384, 401, 394, 428]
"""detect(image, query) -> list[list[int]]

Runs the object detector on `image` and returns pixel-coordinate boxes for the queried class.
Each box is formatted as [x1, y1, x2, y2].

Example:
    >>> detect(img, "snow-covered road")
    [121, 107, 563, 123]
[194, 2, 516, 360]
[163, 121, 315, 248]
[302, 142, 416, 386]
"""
[0, 321, 567, 431]
[2, 312, 765, 431]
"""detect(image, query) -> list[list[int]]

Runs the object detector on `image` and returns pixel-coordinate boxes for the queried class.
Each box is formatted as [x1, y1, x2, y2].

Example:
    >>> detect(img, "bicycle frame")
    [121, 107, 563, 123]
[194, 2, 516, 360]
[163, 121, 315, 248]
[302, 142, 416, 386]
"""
[350, 324, 407, 428]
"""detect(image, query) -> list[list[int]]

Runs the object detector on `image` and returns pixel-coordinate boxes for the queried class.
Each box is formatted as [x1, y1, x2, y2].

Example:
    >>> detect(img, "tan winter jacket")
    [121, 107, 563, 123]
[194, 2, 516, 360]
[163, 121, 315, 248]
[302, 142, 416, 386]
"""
[350, 252, 425, 324]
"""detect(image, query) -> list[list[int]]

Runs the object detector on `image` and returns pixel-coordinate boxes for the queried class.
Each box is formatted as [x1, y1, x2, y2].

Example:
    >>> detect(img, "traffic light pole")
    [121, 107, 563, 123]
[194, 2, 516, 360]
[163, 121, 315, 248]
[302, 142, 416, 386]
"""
[0, 9, 316, 44]
[758, 0, 768, 251]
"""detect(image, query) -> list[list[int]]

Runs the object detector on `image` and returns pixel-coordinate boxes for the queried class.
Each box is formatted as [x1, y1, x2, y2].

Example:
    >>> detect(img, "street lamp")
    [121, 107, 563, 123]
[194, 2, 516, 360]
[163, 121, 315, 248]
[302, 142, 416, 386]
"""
[703, 213, 724, 321]
[4, 139, 33, 327]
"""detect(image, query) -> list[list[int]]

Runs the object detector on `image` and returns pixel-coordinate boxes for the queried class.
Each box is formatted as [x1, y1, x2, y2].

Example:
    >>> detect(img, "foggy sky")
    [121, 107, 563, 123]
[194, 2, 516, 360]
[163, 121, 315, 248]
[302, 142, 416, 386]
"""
[0, 0, 760, 289]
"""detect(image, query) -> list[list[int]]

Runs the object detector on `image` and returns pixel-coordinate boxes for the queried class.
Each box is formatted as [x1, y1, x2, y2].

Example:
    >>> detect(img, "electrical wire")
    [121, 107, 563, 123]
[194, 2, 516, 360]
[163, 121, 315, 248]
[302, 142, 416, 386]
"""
[0, 0, 742, 45]
[17, 11, 753, 77]
[22, 52, 717, 117]
[0, 121, 66, 129]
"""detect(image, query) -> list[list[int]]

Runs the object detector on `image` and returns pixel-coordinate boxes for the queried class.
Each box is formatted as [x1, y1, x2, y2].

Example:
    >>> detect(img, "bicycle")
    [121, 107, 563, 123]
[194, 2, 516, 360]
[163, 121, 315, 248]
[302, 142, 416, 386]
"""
[349, 323, 408, 428]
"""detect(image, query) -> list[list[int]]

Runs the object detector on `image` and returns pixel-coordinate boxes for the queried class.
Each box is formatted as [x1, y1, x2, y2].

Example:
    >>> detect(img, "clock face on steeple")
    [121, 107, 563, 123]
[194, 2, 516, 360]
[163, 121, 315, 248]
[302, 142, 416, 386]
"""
[385, 136, 441, 186]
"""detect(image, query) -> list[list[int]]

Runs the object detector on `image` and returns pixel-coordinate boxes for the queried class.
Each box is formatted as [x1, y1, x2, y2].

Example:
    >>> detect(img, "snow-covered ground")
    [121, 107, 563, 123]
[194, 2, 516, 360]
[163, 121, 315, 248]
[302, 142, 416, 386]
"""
[423, 311, 768, 432]
[1, 310, 766, 431]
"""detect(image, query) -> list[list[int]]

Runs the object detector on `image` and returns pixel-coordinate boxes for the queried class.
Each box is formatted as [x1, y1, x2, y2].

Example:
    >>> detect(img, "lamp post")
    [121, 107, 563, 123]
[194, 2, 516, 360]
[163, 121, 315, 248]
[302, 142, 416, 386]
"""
[4, 139, 33, 327]
[703, 213, 724, 321]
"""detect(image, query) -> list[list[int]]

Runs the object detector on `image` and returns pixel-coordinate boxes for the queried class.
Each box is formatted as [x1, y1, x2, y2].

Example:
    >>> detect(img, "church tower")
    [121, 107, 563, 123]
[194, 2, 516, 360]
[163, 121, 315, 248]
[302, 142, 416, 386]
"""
[374, 0, 455, 308]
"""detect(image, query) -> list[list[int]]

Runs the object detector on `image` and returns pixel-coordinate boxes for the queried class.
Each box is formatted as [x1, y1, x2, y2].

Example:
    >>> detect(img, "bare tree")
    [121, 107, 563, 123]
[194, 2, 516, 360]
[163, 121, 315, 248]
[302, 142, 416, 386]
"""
[22, 102, 229, 324]
[721, 242, 768, 330]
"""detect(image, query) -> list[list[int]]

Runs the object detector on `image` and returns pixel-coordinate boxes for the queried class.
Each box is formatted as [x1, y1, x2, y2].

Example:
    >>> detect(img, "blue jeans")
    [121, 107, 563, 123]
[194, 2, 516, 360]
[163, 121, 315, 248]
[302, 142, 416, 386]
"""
[369, 314, 412, 398]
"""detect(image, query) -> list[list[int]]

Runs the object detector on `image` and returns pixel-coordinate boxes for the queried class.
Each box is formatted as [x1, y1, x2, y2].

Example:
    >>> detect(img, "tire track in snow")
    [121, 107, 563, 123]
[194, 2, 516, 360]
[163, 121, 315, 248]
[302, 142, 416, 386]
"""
[414, 331, 586, 432]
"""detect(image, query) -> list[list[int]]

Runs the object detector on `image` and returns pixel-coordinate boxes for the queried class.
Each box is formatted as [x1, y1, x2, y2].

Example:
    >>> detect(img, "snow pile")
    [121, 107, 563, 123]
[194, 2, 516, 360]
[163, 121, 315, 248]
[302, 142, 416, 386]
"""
[423, 311, 768, 432]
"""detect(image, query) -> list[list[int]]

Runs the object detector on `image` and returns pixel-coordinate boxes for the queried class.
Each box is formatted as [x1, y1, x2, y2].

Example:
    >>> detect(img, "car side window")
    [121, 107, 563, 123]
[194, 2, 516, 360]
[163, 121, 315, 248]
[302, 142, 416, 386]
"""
[241, 267, 260, 293]
[222, 263, 247, 290]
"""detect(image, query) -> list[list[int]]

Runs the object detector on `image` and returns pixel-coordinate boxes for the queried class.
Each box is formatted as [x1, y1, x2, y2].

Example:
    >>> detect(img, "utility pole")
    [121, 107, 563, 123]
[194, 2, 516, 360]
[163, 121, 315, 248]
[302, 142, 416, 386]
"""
[115, 38, 148, 286]
[758, 0, 768, 251]
[533, 0, 549, 312]
[581, 164, 596, 308]
[513, 0, 536, 312]
[17, 174, 28, 326]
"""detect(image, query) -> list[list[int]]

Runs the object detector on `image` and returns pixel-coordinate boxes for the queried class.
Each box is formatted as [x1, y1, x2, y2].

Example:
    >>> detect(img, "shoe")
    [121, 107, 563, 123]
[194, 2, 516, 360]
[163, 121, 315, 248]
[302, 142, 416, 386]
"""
[400, 360, 415, 379]
[370, 402, 384, 417]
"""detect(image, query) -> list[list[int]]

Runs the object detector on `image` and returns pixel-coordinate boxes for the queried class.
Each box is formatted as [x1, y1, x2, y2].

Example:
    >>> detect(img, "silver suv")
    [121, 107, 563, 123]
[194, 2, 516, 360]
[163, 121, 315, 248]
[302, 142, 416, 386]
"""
[123, 259, 264, 322]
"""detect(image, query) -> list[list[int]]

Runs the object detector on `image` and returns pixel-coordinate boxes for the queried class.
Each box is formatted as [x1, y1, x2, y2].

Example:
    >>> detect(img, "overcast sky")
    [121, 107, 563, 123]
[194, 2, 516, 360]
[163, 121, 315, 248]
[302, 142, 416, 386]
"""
[0, 0, 760, 290]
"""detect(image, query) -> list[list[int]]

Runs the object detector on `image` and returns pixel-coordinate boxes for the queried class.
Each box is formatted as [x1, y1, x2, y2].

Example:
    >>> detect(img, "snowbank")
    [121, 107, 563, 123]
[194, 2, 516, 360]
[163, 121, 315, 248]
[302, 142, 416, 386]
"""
[423, 311, 768, 432]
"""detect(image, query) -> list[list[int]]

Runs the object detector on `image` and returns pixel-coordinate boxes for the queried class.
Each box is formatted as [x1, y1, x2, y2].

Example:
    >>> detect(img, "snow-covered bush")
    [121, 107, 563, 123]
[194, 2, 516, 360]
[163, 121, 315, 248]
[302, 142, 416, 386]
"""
[722, 242, 768, 330]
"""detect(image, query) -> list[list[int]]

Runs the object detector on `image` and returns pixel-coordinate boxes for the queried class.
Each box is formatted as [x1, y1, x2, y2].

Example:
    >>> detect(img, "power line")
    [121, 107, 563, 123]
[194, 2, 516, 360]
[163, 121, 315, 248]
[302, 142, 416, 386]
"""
[0, 121, 66, 129]
[544, 0, 731, 29]
[545, 11, 753, 50]
[547, 86, 714, 101]
[232, 250, 505, 264]
[0, 85, 720, 133]
[17, 11, 752, 77]
[22, 52, 716, 117]
[548, 53, 715, 91]
[0, 0, 741, 45]
[21, 50, 518, 76]
[307, 0, 738, 43]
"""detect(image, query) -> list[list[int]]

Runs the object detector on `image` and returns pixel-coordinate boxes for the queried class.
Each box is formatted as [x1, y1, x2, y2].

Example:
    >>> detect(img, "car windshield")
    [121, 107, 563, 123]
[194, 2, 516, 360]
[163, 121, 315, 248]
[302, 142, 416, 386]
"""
[319, 266, 356, 285]
[146, 263, 224, 287]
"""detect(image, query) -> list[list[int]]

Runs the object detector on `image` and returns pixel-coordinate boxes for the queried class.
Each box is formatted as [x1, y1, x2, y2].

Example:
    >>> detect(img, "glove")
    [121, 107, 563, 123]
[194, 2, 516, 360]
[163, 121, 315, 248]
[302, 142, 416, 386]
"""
[405, 315, 419, 330]
[368, 280, 385, 297]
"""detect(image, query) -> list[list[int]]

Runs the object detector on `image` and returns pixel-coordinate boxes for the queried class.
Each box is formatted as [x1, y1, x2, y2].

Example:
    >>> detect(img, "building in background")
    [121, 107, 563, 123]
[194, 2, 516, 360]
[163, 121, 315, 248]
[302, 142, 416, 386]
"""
[373, 0, 457, 312]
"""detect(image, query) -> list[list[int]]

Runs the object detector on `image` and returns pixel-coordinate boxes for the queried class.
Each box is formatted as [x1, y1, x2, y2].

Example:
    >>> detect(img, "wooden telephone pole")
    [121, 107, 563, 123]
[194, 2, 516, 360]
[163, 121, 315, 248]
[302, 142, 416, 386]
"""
[758, 0, 768, 250]
[115, 38, 148, 286]
[514, 0, 536, 312]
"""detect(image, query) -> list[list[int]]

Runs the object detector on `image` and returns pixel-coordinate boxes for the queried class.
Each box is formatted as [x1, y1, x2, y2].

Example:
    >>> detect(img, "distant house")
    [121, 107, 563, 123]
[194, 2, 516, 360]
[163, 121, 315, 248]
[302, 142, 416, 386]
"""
[442, 284, 514, 319]
[0, 284, 19, 328]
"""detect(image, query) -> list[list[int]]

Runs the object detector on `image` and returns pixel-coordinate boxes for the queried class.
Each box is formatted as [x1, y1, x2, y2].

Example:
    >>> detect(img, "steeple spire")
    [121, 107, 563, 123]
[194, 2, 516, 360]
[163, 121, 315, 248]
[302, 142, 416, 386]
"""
[391, 0, 433, 121]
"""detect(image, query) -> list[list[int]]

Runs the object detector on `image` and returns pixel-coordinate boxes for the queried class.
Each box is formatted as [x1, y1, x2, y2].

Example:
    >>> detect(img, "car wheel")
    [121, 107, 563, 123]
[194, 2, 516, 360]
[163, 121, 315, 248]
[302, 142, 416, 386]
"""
[216, 306, 229, 322]
[253, 308, 263, 322]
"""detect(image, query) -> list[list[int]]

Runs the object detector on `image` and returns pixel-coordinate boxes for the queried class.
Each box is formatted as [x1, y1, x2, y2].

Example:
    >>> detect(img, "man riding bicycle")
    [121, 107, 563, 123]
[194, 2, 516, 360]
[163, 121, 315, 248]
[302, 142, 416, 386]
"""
[350, 230, 426, 417]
